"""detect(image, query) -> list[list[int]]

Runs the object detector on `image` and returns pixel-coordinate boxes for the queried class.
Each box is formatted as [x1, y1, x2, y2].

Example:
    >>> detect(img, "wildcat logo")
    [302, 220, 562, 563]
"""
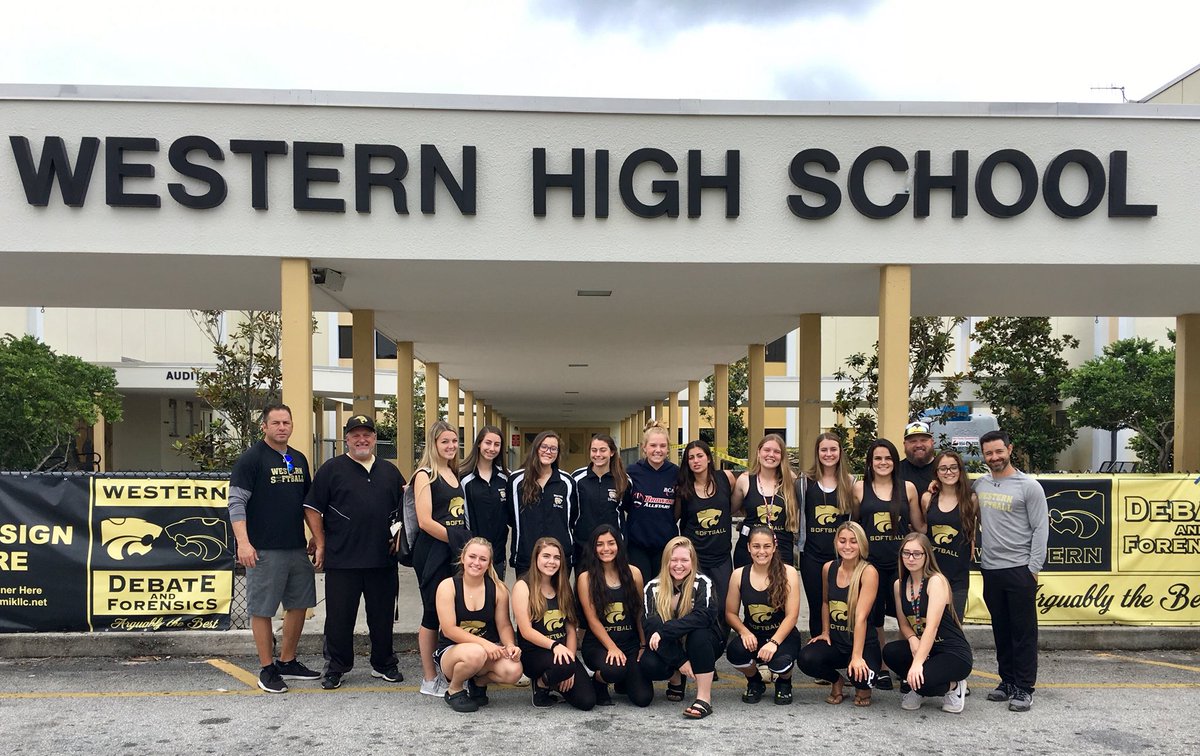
[873, 512, 893, 533]
[607, 488, 618, 502]
[814, 505, 840, 525]
[449, 497, 465, 518]
[757, 503, 783, 524]
[604, 602, 626, 624]
[543, 609, 565, 632]
[460, 620, 487, 636]
[1048, 500, 1103, 540]
[828, 600, 849, 624]
[164, 517, 229, 561]
[553, 494, 564, 508]
[748, 603, 775, 624]
[931, 524, 958, 545]
[499, 490, 507, 502]
[100, 518, 162, 560]
[696, 508, 722, 528]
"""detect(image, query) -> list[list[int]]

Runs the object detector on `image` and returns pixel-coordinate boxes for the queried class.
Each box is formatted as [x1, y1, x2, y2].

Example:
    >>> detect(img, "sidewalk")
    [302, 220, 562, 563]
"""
[1, 567, 1195, 657]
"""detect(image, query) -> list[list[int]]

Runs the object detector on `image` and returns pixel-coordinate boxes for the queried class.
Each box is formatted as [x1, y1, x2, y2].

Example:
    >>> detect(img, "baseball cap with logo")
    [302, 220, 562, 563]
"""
[344, 415, 376, 434]
[904, 421, 932, 438]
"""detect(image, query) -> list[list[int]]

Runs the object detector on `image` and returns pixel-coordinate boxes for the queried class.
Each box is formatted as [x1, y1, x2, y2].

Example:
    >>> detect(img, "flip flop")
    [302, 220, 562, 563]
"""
[825, 691, 844, 705]
[682, 699, 713, 719]
[854, 690, 873, 707]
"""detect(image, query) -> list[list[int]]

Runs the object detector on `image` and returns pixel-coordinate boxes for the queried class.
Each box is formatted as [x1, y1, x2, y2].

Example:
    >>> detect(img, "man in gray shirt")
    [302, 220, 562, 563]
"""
[973, 429, 1048, 712]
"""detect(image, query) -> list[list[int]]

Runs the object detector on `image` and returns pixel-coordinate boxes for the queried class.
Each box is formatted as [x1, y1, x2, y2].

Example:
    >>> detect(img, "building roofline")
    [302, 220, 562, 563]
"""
[1138, 62, 1200, 102]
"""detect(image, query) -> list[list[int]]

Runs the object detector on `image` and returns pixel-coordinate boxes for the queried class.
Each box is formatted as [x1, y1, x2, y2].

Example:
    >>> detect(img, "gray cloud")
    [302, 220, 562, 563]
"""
[773, 66, 877, 100]
[534, 0, 882, 34]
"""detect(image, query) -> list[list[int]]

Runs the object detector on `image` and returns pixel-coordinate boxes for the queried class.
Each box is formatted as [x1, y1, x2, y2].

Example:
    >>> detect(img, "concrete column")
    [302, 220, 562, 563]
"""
[351, 309, 375, 417]
[464, 390, 476, 447]
[688, 380, 701, 446]
[1176, 314, 1200, 472]
[669, 391, 681, 461]
[424, 362, 440, 434]
[748, 344, 765, 444]
[395, 342, 414, 474]
[447, 378, 461, 441]
[280, 259, 313, 461]
[92, 411, 107, 472]
[476, 399, 486, 437]
[715, 364, 729, 460]
[878, 265, 912, 444]
[798, 314, 822, 470]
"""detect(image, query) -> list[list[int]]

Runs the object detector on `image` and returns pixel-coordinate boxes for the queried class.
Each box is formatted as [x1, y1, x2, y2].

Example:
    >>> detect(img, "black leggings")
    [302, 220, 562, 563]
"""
[640, 626, 724, 679]
[701, 559, 733, 630]
[627, 542, 664, 586]
[882, 640, 973, 697]
[520, 645, 597, 710]
[725, 629, 802, 676]
[580, 644, 653, 707]
[798, 551, 827, 638]
[796, 639, 882, 690]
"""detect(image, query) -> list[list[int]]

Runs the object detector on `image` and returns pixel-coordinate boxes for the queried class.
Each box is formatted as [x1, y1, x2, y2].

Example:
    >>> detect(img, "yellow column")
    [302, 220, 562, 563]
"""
[395, 342, 414, 474]
[714, 364, 729, 461]
[1175, 314, 1200, 472]
[669, 391, 681, 462]
[878, 265, 912, 443]
[748, 344, 765, 444]
[687, 380, 701, 447]
[351, 309, 375, 417]
[464, 390, 476, 447]
[92, 411, 107, 472]
[476, 399, 486, 436]
[447, 378, 461, 440]
[280, 259, 313, 461]
[798, 314, 822, 470]
[425, 362, 440, 432]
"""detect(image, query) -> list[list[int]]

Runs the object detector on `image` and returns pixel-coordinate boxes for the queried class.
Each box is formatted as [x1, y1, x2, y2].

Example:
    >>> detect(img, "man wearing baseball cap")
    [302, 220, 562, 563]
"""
[305, 414, 406, 690]
[899, 420, 937, 495]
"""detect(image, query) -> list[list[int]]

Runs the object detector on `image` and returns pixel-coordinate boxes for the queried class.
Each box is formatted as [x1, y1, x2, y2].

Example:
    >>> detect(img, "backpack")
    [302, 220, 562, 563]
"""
[395, 467, 430, 568]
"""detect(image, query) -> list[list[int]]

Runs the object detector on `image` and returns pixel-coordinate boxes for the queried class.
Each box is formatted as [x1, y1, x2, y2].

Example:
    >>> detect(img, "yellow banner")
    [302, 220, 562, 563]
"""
[94, 479, 228, 508]
[91, 570, 231, 625]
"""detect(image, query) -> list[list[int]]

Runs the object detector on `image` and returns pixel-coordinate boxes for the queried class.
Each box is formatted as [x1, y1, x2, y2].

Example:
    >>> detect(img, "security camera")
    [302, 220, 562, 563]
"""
[311, 267, 345, 292]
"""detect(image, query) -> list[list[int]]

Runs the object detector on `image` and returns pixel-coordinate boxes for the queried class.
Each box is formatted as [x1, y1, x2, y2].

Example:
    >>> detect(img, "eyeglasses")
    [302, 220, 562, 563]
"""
[900, 550, 926, 559]
[283, 453, 295, 474]
[538, 444, 559, 453]
[936, 465, 959, 473]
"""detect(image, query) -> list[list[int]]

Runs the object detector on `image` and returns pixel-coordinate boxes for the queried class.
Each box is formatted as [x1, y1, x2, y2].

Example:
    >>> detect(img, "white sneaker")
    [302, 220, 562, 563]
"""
[901, 689, 923, 711]
[420, 676, 448, 697]
[942, 680, 966, 714]
[515, 674, 531, 688]
[436, 674, 449, 696]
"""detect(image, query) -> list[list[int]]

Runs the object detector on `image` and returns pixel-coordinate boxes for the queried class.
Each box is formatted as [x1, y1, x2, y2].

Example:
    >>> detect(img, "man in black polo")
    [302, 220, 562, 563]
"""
[304, 414, 406, 690]
[898, 420, 937, 495]
[229, 403, 321, 694]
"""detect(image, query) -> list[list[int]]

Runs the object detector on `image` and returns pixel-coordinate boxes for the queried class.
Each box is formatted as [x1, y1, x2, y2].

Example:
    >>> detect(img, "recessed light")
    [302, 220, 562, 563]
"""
[564, 391, 580, 394]
[568, 363, 588, 368]
[576, 290, 612, 297]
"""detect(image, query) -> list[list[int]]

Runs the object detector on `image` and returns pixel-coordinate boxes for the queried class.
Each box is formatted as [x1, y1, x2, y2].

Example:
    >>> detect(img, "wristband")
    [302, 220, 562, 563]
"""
[765, 639, 779, 647]
[551, 641, 563, 651]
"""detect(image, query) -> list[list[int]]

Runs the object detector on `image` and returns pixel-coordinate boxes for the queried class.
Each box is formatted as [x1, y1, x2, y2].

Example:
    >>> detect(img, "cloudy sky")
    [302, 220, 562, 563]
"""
[3, 0, 1197, 102]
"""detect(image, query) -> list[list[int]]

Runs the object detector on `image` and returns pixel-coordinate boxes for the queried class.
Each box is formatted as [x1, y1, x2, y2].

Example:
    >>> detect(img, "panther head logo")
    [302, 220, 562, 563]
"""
[931, 524, 958, 545]
[757, 503, 783, 523]
[747, 604, 775, 624]
[814, 505, 839, 525]
[604, 602, 626, 624]
[100, 517, 162, 560]
[449, 497, 465, 518]
[460, 620, 487, 636]
[873, 511, 893, 533]
[828, 600, 849, 624]
[543, 609, 565, 632]
[696, 508, 722, 528]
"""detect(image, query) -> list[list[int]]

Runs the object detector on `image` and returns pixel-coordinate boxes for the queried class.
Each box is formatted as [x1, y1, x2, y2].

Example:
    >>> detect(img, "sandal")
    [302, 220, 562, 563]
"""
[854, 690, 873, 707]
[682, 699, 713, 719]
[825, 677, 845, 705]
[666, 679, 686, 702]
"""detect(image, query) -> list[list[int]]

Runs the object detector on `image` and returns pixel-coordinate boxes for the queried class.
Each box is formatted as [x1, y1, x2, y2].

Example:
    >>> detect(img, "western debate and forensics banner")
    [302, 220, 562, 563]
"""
[0, 474, 232, 632]
[964, 474, 1200, 626]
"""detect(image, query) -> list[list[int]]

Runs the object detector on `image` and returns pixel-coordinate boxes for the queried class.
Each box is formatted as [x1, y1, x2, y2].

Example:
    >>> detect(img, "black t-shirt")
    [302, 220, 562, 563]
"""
[898, 459, 935, 498]
[230, 441, 311, 550]
[304, 454, 406, 569]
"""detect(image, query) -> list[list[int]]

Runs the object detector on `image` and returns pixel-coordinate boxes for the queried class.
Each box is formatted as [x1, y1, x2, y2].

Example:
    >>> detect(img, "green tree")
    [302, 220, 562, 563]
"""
[0, 334, 123, 470]
[831, 316, 966, 472]
[700, 358, 749, 462]
[968, 316, 1079, 472]
[377, 369, 445, 467]
[174, 311, 283, 471]
[1061, 334, 1175, 472]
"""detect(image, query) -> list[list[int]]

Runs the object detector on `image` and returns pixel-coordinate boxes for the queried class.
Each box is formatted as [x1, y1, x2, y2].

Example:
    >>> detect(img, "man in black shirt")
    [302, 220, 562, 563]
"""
[304, 415, 406, 690]
[229, 404, 321, 693]
[898, 421, 936, 496]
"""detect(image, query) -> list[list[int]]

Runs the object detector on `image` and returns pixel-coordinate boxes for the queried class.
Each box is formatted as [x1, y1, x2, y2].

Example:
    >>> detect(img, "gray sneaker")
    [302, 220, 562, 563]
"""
[942, 680, 966, 714]
[1008, 688, 1033, 712]
[987, 682, 1015, 702]
[901, 689, 923, 711]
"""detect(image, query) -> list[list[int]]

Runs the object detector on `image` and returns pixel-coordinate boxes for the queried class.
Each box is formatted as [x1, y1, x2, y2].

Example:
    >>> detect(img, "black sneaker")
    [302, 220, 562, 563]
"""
[532, 682, 557, 708]
[593, 680, 614, 706]
[275, 658, 321, 681]
[987, 682, 1015, 702]
[1009, 687, 1033, 712]
[371, 666, 404, 683]
[445, 688, 479, 713]
[465, 678, 490, 706]
[742, 673, 766, 704]
[321, 671, 343, 690]
[874, 671, 893, 691]
[258, 664, 287, 694]
[773, 677, 793, 705]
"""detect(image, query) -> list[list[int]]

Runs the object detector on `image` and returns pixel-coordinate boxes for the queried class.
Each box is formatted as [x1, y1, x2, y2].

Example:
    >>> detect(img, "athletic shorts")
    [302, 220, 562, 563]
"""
[246, 548, 316, 617]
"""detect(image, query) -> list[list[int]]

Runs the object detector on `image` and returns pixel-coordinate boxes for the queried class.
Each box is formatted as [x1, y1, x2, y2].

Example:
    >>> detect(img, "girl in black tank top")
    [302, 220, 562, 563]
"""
[922, 450, 979, 621]
[724, 526, 803, 704]
[925, 493, 968, 588]
[882, 533, 973, 708]
[434, 537, 523, 712]
[678, 445, 735, 569]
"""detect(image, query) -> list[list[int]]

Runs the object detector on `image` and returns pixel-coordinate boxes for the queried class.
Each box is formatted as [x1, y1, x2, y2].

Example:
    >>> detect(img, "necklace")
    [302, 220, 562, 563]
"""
[907, 576, 924, 632]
